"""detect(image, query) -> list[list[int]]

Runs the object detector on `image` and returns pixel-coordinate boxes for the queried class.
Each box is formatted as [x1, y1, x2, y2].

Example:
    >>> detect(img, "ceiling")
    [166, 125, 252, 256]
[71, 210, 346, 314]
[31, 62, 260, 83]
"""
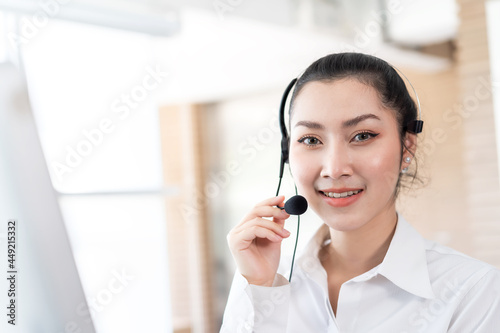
[0, 0, 459, 46]
[0, 0, 459, 103]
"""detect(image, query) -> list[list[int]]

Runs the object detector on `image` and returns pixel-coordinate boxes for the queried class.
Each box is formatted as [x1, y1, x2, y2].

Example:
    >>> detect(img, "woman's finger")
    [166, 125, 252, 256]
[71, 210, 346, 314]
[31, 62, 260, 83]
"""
[241, 205, 290, 224]
[232, 217, 291, 238]
[230, 224, 290, 250]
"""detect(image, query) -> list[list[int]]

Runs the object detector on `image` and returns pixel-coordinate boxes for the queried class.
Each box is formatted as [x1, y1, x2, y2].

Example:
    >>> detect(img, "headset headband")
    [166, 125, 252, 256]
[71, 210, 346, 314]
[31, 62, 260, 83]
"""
[278, 78, 297, 179]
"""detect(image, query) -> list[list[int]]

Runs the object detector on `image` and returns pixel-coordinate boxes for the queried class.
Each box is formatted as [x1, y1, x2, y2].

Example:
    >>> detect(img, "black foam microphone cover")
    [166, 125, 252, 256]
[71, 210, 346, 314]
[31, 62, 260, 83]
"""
[284, 195, 308, 215]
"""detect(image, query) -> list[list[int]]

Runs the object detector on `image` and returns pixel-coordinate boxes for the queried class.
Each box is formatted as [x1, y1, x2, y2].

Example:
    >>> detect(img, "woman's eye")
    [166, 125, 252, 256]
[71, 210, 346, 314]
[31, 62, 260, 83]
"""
[298, 136, 321, 146]
[352, 132, 379, 142]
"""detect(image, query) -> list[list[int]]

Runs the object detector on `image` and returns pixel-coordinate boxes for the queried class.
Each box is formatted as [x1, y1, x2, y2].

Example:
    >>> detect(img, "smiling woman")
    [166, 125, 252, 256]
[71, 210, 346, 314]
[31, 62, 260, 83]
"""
[289, 79, 408, 231]
[221, 53, 500, 332]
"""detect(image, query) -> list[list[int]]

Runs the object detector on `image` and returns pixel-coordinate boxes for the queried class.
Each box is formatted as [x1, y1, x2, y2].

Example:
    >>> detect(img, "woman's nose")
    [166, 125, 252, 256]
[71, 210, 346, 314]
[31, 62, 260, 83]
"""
[319, 144, 353, 179]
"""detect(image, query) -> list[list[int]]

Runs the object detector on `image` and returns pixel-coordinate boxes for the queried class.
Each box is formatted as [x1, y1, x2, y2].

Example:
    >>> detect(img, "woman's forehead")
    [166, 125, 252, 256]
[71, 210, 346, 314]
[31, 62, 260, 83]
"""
[290, 79, 390, 125]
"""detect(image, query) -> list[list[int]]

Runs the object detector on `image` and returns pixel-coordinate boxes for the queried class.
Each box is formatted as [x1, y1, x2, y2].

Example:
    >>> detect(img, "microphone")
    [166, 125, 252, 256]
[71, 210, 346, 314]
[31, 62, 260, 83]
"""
[279, 195, 308, 215]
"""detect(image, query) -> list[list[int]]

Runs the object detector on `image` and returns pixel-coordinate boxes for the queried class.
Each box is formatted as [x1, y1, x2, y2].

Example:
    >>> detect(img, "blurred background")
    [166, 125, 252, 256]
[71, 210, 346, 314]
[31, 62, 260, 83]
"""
[0, 0, 499, 332]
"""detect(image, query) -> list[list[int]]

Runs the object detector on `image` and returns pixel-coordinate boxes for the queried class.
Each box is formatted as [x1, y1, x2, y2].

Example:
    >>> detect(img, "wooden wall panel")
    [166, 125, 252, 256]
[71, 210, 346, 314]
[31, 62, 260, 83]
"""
[456, 0, 500, 266]
[159, 105, 215, 333]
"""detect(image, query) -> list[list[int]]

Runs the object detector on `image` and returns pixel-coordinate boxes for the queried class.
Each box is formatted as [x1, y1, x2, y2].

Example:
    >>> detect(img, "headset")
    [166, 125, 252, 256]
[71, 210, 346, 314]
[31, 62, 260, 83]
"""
[275, 61, 424, 282]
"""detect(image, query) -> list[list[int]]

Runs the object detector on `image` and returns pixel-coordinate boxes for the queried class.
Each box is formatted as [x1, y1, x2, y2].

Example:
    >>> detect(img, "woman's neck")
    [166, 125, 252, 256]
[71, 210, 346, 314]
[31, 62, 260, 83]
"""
[321, 209, 398, 278]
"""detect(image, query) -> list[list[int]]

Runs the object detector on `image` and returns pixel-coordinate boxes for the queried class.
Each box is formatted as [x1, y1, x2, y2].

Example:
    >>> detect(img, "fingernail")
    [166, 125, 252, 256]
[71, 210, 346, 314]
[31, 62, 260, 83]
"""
[283, 229, 290, 236]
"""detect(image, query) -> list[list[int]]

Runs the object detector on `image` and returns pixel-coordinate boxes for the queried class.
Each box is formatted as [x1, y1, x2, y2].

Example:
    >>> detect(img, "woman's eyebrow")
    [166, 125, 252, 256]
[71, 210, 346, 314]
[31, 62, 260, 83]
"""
[293, 113, 381, 129]
[293, 120, 324, 129]
[342, 113, 381, 128]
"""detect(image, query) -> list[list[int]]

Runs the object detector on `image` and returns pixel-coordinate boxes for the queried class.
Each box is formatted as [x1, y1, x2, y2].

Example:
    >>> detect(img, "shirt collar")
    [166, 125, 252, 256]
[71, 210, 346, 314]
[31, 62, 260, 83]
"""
[378, 212, 435, 299]
[296, 212, 435, 299]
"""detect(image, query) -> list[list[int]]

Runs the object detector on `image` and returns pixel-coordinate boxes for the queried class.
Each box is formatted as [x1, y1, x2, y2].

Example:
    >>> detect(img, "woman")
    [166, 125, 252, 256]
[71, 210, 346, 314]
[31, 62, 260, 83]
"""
[221, 53, 500, 332]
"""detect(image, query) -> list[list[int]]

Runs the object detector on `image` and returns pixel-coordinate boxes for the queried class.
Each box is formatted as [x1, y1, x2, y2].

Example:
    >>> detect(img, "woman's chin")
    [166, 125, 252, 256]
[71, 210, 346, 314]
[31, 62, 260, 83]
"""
[323, 220, 366, 233]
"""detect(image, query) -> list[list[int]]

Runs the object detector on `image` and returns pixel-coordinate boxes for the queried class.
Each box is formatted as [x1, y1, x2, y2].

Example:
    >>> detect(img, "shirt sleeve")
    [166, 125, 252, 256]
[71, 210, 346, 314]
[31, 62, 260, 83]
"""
[447, 267, 500, 332]
[220, 270, 291, 333]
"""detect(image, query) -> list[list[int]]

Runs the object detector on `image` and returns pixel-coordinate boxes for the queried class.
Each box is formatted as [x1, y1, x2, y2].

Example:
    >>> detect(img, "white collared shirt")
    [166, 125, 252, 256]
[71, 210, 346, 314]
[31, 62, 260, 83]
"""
[220, 213, 500, 332]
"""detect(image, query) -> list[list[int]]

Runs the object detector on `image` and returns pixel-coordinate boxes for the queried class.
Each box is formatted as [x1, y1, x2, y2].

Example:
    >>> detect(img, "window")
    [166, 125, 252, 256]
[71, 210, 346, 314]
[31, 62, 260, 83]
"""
[21, 18, 173, 333]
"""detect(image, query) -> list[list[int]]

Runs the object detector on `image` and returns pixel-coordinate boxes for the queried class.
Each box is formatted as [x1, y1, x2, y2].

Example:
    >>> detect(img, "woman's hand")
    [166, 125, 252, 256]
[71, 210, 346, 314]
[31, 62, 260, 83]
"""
[227, 195, 291, 286]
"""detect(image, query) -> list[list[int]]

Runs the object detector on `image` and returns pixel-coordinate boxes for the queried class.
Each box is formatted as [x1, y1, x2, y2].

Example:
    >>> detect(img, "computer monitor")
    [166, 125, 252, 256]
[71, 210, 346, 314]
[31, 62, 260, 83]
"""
[0, 62, 95, 333]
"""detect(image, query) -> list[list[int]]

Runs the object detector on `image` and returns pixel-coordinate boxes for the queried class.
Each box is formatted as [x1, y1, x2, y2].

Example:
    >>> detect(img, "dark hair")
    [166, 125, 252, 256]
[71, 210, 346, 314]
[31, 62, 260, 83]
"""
[289, 52, 422, 199]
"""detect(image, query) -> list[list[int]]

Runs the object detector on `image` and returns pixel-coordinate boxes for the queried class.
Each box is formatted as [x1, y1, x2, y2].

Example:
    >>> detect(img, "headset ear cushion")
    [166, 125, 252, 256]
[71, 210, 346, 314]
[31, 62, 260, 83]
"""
[406, 120, 424, 134]
[281, 137, 290, 164]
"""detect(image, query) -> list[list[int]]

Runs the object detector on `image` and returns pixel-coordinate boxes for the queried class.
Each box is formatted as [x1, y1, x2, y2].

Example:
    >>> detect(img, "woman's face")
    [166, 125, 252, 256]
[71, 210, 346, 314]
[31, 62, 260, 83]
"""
[289, 78, 409, 232]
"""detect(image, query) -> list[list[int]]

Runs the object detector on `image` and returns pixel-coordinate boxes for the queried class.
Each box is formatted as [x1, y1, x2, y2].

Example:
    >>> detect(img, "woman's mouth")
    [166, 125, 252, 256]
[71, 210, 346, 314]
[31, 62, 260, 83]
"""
[319, 189, 364, 207]
[320, 189, 363, 198]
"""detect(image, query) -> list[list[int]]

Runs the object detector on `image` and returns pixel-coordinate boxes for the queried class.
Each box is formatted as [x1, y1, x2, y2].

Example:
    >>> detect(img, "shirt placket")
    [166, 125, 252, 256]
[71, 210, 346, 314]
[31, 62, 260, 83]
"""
[336, 270, 379, 332]
[324, 292, 339, 332]
[302, 260, 341, 332]
[336, 281, 363, 332]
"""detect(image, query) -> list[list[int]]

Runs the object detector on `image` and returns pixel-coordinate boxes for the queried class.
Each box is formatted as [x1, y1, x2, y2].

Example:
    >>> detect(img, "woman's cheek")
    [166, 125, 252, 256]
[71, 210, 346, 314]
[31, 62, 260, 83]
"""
[363, 150, 400, 188]
[290, 151, 318, 192]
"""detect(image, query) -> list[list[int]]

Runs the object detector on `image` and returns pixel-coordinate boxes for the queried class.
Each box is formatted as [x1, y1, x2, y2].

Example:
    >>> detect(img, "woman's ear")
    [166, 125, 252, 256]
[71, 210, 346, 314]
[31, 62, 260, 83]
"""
[403, 133, 417, 157]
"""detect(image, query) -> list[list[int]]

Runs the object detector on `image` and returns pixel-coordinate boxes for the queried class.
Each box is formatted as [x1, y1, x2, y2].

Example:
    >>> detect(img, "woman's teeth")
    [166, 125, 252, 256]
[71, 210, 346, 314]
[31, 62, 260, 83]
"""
[322, 190, 362, 198]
